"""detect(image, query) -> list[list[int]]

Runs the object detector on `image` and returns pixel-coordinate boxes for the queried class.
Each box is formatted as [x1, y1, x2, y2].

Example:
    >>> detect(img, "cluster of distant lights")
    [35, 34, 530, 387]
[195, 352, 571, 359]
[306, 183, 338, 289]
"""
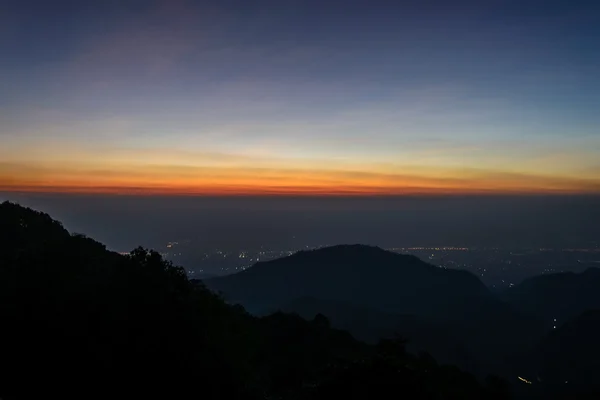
[164, 242, 598, 254]
[158, 242, 599, 282]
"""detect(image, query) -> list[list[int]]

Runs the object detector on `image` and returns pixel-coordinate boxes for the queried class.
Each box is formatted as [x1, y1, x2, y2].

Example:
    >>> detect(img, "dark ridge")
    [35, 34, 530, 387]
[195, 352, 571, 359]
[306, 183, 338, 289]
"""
[206, 244, 490, 317]
[503, 267, 600, 329]
[236, 244, 426, 277]
[283, 244, 424, 266]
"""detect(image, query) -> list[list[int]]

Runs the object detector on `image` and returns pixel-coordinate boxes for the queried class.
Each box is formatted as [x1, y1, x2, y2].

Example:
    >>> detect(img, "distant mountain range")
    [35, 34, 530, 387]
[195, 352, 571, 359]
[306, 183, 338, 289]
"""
[206, 245, 545, 375]
[206, 244, 600, 392]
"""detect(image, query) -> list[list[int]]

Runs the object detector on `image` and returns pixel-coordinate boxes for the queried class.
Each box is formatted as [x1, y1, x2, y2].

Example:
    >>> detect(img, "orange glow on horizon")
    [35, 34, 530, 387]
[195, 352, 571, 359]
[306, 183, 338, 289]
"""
[2, 177, 599, 196]
[2, 155, 599, 196]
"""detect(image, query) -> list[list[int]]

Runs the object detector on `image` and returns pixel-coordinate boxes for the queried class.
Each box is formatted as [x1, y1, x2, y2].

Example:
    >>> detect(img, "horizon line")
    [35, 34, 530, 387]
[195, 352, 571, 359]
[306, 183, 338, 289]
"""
[2, 186, 600, 198]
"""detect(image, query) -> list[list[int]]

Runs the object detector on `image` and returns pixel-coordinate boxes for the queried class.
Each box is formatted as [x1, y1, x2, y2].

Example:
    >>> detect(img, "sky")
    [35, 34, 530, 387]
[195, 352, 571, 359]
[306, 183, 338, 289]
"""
[1, 0, 600, 195]
[2, 193, 599, 251]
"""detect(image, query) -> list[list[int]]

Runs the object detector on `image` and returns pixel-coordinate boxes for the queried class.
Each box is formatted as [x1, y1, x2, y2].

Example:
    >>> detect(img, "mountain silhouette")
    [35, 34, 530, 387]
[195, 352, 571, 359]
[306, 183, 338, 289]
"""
[207, 244, 489, 317]
[503, 268, 600, 330]
[0, 202, 513, 400]
[206, 245, 543, 375]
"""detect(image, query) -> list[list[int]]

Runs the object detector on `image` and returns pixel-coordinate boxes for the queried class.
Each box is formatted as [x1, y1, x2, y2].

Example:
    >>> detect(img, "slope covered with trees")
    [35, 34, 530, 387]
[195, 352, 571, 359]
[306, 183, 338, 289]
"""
[0, 202, 508, 400]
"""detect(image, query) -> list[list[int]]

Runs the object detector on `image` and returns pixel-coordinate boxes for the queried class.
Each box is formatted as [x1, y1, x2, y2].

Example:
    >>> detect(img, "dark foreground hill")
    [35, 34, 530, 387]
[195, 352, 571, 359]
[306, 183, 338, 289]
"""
[0, 201, 508, 400]
[206, 245, 543, 375]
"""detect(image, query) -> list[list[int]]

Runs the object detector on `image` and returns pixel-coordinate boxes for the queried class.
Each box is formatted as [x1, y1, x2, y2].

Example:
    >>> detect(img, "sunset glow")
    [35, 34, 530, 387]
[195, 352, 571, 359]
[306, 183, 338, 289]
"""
[2, 150, 598, 195]
[2, 1, 599, 196]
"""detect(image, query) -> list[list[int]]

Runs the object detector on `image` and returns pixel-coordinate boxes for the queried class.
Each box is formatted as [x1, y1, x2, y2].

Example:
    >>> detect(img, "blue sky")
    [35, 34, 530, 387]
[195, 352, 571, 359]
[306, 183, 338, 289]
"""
[1, 0, 599, 194]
